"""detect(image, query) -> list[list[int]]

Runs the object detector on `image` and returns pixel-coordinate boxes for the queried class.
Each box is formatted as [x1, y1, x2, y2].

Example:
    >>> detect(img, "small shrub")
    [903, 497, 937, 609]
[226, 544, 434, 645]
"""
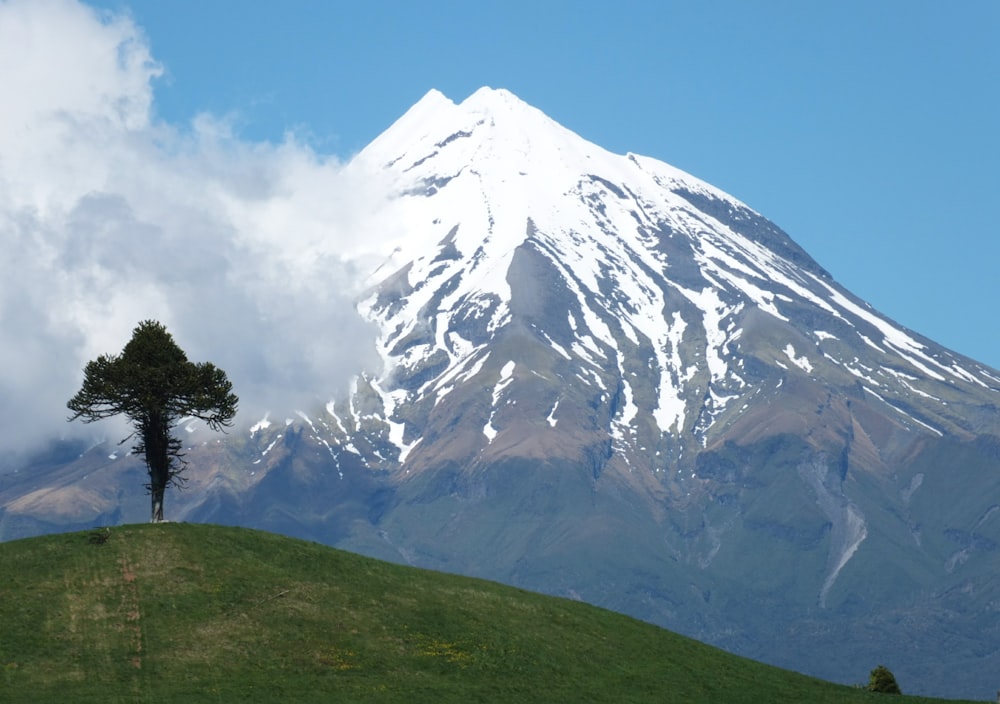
[867, 664, 901, 694]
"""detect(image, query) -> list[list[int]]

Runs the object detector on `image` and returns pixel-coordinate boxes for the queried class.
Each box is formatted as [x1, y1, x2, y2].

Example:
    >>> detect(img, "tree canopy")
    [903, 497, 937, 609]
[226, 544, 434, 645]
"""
[68, 320, 238, 522]
[867, 664, 902, 694]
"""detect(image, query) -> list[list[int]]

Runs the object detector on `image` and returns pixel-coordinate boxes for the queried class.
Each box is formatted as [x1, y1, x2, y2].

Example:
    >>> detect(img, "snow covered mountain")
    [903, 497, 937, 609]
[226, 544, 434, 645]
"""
[340, 87, 998, 473]
[5, 87, 1000, 698]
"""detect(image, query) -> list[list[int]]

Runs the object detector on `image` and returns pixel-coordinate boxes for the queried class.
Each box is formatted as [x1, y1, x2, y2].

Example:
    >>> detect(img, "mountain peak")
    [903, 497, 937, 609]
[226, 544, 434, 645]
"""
[411, 87, 455, 112]
[462, 85, 527, 110]
[357, 86, 581, 178]
[458, 86, 554, 129]
[349, 85, 1000, 476]
[404, 86, 525, 116]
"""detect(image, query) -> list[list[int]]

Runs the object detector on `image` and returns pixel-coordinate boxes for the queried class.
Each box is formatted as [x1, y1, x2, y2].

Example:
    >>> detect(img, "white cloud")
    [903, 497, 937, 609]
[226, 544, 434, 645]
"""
[0, 0, 394, 460]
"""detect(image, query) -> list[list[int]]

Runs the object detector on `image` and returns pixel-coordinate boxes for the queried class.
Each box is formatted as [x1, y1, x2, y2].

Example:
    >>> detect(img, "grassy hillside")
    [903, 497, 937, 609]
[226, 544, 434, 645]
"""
[0, 524, 981, 703]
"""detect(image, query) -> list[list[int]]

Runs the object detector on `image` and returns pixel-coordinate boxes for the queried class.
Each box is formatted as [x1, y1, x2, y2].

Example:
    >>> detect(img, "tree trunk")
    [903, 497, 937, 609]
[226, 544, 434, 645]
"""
[151, 489, 164, 523]
[143, 414, 171, 523]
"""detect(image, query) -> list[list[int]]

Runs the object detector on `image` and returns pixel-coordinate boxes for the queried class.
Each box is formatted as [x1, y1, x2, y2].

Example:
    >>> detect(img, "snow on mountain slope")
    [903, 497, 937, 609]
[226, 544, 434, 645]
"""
[326, 87, 1000, 479]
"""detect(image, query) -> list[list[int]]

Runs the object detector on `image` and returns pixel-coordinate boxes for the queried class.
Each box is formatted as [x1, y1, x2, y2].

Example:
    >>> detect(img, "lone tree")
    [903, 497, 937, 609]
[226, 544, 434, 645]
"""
[867, 664, 902, 694]
[68, 320, 238, 522]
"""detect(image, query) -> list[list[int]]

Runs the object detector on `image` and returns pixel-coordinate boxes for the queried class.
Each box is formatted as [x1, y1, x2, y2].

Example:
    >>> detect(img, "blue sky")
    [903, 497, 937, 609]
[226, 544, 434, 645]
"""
[0, 0, 998, 455]
[88, 0, 999, 367]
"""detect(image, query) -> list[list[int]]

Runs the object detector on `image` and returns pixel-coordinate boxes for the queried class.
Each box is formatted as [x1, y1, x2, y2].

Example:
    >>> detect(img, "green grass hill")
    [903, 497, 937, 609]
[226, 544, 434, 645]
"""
[0, 523, 983, 703]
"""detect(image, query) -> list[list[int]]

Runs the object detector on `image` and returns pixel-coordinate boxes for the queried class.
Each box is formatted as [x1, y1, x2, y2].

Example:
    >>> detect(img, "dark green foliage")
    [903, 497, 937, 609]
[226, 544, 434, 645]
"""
[868, 665, 902, 694]
[67, 320, 237, 522]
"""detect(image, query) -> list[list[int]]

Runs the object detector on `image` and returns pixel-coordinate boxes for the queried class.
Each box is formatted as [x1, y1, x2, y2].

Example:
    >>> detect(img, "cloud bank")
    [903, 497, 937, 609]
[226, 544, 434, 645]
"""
[0, 0, 399, 460]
